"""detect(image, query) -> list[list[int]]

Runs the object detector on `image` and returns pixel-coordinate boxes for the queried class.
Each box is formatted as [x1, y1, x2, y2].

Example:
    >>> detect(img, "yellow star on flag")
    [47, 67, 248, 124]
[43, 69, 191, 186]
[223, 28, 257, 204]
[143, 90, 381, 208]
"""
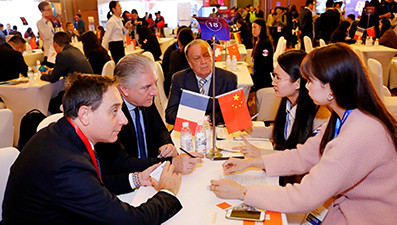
[233, 94, 239, 101]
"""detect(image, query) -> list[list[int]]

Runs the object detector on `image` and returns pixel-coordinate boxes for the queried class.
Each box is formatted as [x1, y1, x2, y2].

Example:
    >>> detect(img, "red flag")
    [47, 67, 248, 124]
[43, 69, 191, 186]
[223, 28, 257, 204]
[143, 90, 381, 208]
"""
[227, 43, 241, 60]
[214, 44, 224, 62]
[366, 26, 375, 38]
[30, 39, 37, 49]
[125, 35, 132, 46]
[217, 89, 252, 134]
[233, 32, 242, 44]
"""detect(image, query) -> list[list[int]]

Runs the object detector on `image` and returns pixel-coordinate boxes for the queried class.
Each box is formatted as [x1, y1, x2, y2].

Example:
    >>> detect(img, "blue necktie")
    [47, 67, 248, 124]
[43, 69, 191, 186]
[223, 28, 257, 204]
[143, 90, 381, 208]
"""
[134, 107, 146, 158]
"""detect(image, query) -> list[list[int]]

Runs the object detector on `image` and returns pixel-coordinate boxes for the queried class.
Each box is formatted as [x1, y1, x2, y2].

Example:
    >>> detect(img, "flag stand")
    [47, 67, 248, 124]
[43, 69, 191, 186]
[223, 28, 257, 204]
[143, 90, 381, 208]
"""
[206, 34, 222, 160]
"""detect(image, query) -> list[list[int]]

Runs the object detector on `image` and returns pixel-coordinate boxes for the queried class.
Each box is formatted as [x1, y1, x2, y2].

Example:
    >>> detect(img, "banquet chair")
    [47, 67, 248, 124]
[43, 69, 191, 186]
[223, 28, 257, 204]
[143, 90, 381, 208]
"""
[154, 62, 168, 123]
[367, 58, 397, 117]
[36, 113, 63, 132]
[255, 87, 281, 122]
[142, 51, 155, 62]
[0, 147, 19, 220]
[0, 109, 14, 148]
[303, 36, 313, 53]
[245, 49, 253, 67]
[389, 58, 397, 90]
[273, 36, 287, 67]
[101, 60, 115, 78]
[319, 39, 326, 47]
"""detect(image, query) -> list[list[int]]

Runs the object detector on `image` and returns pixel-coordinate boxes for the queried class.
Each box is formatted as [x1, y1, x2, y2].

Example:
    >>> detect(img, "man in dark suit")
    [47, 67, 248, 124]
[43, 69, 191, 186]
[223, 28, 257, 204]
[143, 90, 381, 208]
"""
[2, 74, 182, 224]
[0, 35, 28, 82]
[95, 54, 203, 194]
[165, 39, 237, 125]
[298, 0, 314, 50]
[317, 0, 340, 43]
[73, 13, 86, 35]
[41, 32, 93, 83]
[347, 14, 359, 39]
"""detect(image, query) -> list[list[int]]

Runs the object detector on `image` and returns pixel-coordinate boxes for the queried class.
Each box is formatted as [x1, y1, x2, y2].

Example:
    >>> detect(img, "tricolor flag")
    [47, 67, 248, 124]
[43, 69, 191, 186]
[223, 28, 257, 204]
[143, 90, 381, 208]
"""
[214, 44, 224, 62]
[217, 88, 252, 134]
[233, 32, 242, 44]
[227, 43, 241, 60]
[174, 89, 210, 135]
[354, 27, 365, 40]
[366, 26, 375, 38]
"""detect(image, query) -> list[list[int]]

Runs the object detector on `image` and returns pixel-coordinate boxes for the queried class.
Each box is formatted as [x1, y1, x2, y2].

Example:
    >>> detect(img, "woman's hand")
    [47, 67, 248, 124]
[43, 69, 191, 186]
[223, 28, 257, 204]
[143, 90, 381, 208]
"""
[209, 179, 247, 200]
[232, 134, 262, 158]
[222, 157, 251, 174]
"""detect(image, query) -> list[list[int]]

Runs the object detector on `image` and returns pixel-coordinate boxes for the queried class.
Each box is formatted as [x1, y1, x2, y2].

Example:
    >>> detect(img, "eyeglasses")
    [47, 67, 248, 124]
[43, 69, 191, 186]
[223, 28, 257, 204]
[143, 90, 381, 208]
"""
[270, 72, 290, 83]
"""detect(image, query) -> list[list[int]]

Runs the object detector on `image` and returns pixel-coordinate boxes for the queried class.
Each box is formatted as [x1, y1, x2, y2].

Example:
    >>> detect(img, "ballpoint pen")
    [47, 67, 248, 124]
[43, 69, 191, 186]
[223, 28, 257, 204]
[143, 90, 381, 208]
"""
[179, 148, 196, 158]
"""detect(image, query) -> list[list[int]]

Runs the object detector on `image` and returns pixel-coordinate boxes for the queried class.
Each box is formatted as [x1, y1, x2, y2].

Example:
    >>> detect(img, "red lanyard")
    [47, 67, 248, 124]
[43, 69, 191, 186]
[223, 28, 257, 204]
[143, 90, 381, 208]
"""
[67, 118, 103, 184]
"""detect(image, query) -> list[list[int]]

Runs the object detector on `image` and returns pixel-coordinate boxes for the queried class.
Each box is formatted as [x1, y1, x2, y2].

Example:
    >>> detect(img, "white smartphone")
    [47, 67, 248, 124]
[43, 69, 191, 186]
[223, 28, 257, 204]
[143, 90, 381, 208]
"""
[225, 209, 265, 222]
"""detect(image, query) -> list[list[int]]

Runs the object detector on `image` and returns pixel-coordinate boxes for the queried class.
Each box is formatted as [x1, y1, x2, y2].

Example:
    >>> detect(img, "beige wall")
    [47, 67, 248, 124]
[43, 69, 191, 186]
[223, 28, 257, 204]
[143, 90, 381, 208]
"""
[60, 0, 99, 31]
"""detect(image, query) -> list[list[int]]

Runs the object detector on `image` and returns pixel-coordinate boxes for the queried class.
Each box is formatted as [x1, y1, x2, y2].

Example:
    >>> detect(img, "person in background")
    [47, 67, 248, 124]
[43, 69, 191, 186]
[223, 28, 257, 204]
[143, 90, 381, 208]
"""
[65, 22, 79, 40]
[161, 25, 187, 78]
[266, 9, 276, 48]
[346, 14, 359, 39]
[96, 25, 105, 44]
[241, 50, 330, 185]
[130, 9, 149, 40]
[379, 0, 397, 20]
[298, 0, 315, 50]
[0, 35, 27, 82]
[246, 5, 257, 25]
[138, 25, 161, 61]
[2, 74, 183, 224]
[24, 27, 36, 39]
[155, 11, 165, 38]
[81, 31, 111, 75]
[255, 6, 264, 19]
[317, 0, 340, 43]
[165, 27, 195, 96]
[359, 0, 381, 38]
[37, 1, 56, 67]
[272, 7, 287, 48]
[102, 1, 131, 64]
[330, 21, 353, 43]
[73, 13, 85, 35]
[251, 19, 274, 91]
[0, 23, 6, 44]
[209, 8, 217, 17]
[210, 43, 397, 225]
[285, 5, 299, 49]
[146, 13, 155, 33]
[379, 18, 397, 49]
[237, 19, 253, 49]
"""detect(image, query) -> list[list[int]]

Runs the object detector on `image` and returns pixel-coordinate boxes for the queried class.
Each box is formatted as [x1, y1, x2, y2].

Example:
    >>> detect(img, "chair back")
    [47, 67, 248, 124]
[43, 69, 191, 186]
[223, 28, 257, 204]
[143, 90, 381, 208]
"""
[101, 60, 115, 77]
[37, 113, 63, 132]
[273, 36, 287, 67]
[0, 147, 19, 220]
[319, 39, 326, 47]
[303, 36, 313, 53]
[367, 58, 384, 100]
[245, 49, 253, 67]
[154, 62, 168, 123]
[256, 87, 281, 122]
[142, 51, 155, 62]
[0, 109, 13, 148]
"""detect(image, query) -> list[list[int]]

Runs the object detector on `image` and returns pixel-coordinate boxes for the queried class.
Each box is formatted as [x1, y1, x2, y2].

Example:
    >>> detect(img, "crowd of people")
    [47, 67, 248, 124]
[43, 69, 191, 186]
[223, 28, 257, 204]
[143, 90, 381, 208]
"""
[0, 0, 397, 224]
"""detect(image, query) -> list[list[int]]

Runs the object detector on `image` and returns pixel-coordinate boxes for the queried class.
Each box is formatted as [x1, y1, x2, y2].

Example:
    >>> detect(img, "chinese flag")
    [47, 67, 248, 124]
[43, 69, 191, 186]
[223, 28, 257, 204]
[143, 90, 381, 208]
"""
[214, 44, 224, 62]
[125, 35, 132, 46]
[217, 88, 252, 134]
[30, 39, 37, 49]
[367, 26, 375, 38]
[227, 43, 241, 60]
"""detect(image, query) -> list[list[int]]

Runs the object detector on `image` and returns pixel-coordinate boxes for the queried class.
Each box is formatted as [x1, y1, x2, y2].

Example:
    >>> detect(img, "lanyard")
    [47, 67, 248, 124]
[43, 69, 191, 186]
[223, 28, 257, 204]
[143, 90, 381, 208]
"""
[334, 109, 353, 138]
[67, 118, 103, 184]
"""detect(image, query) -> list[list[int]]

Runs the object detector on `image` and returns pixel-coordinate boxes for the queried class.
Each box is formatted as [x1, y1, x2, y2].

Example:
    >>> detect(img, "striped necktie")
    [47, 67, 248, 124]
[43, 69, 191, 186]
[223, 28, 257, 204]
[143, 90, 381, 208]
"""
[198, 78, 207, 95]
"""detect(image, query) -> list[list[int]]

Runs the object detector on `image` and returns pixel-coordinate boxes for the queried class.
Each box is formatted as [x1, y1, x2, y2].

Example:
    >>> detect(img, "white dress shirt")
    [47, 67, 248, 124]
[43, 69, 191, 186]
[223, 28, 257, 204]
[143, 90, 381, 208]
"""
[284, 100, 297, 139]
[37, 17, 55, 57]
[101, 15, 127, 49]
[195, 73, 212, 96]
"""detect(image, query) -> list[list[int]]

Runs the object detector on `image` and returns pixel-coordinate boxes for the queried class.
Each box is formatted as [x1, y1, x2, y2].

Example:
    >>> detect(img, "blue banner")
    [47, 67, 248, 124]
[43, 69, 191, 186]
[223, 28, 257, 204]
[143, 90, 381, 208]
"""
[195, 17, 230, 41]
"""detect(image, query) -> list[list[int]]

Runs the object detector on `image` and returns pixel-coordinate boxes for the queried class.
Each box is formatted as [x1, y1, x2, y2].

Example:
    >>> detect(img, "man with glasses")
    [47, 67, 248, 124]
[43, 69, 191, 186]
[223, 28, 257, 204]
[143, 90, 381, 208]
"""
[0, 35, 27, 82]
[165, 39, 237, 125]
[37, 1, 57, 67]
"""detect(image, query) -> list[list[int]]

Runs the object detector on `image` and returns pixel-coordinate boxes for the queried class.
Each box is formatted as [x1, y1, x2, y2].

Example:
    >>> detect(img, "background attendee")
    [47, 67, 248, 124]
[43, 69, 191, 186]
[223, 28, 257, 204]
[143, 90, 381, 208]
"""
[272, 7, 287, 48]
[24, 27, 36, 39]
[155, 11, 165, 37]
[379, 18, 397, 49]
[251, 19, 274, 91]
[0, 23, 6, 44]
[138, 25, 161, 61]
[255, 6, 264, 19]
[298, 0, 315, 50]
[73, 13, 85, 35]
[285, 5, 299, 48]
[130, 9, 149, 41]
[236, 19, 253, 49]
[0, 35, 27, 81]
[379, 0, 397, 20]
[102, 1, 131, 64]
[165, 39, 237, 125]
[96, 25, 105, 44]
[330, 21, 353, 43]
[347, 14, 359, 39]
[81, 31, 111, 74]
[317, 0, 340, 43]
[37, 1, 56, 67]
[210, 43, 397, 225]
[65, 22, 79, 40]
[2, 74, 183, 224]
[161, 25, 187, 78]
[146, 13, 155, 33]
[359, 0, 381, 38]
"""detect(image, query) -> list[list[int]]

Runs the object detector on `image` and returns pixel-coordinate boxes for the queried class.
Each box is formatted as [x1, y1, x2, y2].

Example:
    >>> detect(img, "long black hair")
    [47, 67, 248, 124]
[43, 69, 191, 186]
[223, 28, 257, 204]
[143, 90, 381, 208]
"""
[272, 50, 318, 150]
[107, 1, 118, 20]
[252, 19, 272, 58]
[80, 31, 108, 58]
[301, 43, 397, 154]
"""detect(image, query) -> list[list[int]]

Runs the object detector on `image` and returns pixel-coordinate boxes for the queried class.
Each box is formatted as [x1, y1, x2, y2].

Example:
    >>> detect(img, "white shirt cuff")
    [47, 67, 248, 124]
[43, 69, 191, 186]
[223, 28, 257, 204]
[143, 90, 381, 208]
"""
[128, 173, 137, 190]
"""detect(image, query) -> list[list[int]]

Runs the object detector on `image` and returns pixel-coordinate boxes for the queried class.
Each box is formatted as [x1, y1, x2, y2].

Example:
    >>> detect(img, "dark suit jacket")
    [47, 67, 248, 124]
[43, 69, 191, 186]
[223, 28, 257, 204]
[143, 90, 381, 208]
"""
[2, 117, 182, 225]
[348, 21, 359, 39]
[165, 67, 237, 125]
[165, 49, 190, 96]
[0, 43, 28, 82]
[140, 35, 162, 61]
[41, 44, 93, 83]
[298, 8, 313, 39]
[318, 9, 340, 43]
[87, 48, 111, 75]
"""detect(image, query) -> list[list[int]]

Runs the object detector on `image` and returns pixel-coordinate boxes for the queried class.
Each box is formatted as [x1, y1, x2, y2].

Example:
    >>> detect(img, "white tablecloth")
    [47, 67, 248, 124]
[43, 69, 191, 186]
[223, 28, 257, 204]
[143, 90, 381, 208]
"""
[215, 62, 253, 100]
[351, 45, 397, 87]
[23, 50, 44, 67]
[0, 78, 65, 146]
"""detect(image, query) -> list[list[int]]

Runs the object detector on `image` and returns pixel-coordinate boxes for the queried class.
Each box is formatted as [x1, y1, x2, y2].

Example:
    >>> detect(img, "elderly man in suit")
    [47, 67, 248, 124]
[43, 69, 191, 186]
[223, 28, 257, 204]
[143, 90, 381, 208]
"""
[95, 54, 203, 194]
[0, 35, 27, 82]
[165, 39, 237, 125]
[2, 74, 183, 224]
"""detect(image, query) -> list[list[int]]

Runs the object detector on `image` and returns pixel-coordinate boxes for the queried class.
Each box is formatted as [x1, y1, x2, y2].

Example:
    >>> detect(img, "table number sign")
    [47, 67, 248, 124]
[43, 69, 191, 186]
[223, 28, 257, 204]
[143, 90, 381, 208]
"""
[194, 17, 230, 41]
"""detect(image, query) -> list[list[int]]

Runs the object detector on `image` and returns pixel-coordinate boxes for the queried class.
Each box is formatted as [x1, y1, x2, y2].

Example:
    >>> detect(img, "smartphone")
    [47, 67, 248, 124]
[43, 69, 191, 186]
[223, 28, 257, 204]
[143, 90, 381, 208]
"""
[225, 209, 265, 222]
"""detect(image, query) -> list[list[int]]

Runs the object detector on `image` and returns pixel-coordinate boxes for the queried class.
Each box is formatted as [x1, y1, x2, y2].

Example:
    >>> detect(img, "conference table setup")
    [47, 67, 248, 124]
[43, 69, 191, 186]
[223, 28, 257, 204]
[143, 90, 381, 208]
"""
[0, 77, 65, 146]
[118, 129, 293, 225]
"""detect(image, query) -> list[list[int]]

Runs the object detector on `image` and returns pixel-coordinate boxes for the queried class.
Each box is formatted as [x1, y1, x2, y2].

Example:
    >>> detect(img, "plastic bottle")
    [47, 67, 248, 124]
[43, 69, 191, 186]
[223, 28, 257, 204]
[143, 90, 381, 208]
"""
[25, 42, 32, 53]
[34, 60, 41, 79]
[27, 67, 34, 84]
[204, 115, 212, 150]
[226, 56, 232, 70]
[231, 55, 237, 71]
[374, 38, 379, 47]
[180, 122, 193, 152]
[195, 120, 207, 154]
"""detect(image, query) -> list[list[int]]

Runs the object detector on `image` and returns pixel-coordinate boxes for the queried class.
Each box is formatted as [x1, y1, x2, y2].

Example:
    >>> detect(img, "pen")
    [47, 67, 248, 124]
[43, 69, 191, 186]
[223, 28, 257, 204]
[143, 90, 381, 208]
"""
[213, 156, 244, 161]
[179, 148, 196, 158]
[251, 113, 259, 120]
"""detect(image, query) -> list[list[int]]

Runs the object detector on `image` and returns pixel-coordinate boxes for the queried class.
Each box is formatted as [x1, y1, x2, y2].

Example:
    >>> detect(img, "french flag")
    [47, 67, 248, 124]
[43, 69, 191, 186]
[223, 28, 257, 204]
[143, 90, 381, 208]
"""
[174, 89, 210, 135]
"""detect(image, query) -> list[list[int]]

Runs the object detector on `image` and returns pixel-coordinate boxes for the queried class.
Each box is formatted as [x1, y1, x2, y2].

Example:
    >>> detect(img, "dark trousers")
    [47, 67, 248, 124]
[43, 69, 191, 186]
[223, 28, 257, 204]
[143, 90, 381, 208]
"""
[108, 41, 125, 64]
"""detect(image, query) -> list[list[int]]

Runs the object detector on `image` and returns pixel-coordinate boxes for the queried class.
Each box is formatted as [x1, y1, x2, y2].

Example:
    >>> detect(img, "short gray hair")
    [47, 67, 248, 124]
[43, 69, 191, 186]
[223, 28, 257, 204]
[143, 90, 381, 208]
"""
[114, 54, 156, 88]
[184, 39, 212, 61]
